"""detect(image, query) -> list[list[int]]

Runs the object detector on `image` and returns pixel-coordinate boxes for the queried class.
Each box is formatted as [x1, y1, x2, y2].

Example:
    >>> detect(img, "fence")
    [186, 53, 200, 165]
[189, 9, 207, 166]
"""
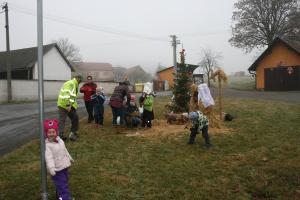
[0, 80, 118, 103]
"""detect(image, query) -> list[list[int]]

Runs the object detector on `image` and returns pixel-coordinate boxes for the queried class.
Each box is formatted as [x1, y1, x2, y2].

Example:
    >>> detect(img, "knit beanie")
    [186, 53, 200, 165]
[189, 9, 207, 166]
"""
[44, 119, 59, 138]
[189, 111, 199, 122]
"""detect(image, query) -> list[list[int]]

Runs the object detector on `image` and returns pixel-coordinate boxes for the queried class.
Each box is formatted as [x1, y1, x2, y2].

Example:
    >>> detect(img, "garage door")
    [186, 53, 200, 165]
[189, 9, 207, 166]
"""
[264, 66, 300, 91]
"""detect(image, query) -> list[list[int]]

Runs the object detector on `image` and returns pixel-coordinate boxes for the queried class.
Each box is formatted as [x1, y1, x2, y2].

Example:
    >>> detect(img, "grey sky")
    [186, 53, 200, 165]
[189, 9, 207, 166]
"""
[0, 0, 257, 74]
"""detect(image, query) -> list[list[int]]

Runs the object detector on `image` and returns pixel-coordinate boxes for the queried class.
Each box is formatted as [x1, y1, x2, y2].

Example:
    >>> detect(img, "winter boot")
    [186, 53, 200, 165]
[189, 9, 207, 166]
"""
[69, 132, 78, 141]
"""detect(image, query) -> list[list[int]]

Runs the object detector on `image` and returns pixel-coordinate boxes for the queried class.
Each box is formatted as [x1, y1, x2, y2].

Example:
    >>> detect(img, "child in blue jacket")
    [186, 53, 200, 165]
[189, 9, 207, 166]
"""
[91, 87, 106, 127]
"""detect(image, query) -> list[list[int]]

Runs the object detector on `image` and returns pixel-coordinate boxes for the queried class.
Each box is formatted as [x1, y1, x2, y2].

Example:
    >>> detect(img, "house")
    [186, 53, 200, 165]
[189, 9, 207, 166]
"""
[0, 43, 74, 80]
[73, 62, 114, 81]
[113, 65, 151, 84]
[248, 37, 300, 91]
[73, 62, 118, 94]
[156, 64, 198, 88]
[234, 71, 246, 76]
[124, 65, 152, 84]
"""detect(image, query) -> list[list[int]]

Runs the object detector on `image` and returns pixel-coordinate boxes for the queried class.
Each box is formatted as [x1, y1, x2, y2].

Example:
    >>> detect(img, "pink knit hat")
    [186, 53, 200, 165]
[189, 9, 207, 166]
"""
[44, 119, 59, 138]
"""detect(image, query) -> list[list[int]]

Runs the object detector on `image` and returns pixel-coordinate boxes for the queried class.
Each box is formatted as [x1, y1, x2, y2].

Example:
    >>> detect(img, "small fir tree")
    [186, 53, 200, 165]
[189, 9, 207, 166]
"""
[171, 49, 191, 113]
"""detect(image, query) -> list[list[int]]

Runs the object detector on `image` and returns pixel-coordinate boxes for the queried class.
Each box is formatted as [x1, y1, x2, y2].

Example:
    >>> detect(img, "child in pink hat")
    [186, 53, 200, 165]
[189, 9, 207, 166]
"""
[44, 119, 74, 200]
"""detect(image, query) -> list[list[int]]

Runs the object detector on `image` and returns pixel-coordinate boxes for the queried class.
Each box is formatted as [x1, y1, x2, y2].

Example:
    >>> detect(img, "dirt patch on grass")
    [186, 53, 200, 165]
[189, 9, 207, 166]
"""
[124, 120, 234, 139]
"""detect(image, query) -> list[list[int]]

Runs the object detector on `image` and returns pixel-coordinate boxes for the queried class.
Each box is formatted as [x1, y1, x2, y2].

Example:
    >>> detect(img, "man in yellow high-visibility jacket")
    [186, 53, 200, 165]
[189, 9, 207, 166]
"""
[57, 73, 83, 141]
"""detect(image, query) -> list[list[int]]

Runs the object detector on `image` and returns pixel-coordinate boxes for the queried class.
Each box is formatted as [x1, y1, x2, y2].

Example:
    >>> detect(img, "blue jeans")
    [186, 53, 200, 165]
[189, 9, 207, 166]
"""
[94, 104, 104, 125]
[111, 106, 124, 125]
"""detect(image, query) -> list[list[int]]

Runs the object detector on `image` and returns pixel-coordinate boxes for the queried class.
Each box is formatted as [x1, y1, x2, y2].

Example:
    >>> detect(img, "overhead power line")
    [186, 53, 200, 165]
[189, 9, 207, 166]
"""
[9, 3, 169, 42]
[180, 30, 231, 38]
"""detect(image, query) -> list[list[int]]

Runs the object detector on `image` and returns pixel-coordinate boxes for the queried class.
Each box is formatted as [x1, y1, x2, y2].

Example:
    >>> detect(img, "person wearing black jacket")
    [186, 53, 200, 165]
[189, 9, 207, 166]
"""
[109, 81, 131, 126]
[91, 87, 106, 128]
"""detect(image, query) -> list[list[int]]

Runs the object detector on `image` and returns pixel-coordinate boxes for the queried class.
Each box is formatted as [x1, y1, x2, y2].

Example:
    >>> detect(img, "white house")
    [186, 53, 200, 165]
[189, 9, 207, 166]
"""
[0, 43, 74, 80]
[0, 44, 75, 102]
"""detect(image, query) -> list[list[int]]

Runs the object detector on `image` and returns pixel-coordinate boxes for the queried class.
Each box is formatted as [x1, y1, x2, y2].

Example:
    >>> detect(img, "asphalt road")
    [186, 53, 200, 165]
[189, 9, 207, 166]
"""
[0, 101, 86, 156]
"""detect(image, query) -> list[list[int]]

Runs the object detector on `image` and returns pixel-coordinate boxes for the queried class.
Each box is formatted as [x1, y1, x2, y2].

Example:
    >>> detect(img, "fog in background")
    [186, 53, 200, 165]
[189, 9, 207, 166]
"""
[0, 0, 258, 74]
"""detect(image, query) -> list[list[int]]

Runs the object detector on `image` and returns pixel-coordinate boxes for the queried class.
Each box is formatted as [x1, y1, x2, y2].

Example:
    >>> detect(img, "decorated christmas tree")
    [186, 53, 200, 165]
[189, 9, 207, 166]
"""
[171, 49, 191, 113]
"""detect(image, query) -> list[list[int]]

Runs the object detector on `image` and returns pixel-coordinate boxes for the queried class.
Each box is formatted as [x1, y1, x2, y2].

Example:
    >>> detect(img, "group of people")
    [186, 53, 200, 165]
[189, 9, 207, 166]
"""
[45, 74, 155, 200]
[57, 74, 106, 142]
[109, 80, 155, 129]
[80, 75, 106, 128]
[46, 73, 216, 200]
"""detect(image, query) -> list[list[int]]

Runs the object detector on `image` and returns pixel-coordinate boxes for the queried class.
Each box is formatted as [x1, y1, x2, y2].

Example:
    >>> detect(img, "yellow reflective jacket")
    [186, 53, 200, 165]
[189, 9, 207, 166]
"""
[57, 78, 79, 109]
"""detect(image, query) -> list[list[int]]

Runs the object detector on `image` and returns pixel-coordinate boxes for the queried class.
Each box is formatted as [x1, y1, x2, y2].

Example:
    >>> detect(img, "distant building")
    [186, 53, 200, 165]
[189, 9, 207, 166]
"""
[156, 64, 198, 88]
[113, 65, 151, 84]
[73, 62, 114, 81]
[234, 71, 246, 76]
[0, 43, 74, 80]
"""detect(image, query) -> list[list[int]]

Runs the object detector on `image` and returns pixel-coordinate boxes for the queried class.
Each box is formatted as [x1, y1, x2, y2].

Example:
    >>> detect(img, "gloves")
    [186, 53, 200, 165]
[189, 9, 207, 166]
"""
[49, 168, 56, 176]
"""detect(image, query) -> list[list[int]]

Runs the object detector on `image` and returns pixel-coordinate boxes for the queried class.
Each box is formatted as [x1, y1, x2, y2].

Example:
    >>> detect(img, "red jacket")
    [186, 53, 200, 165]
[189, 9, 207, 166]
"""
[80, 82, 97, 102]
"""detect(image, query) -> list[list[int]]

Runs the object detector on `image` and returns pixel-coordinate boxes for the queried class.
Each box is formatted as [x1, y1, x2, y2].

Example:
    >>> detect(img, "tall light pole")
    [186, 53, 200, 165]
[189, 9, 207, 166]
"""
[37, 0, 48, 199]
[2, 3, 12, 102]
[170, 35, 180, 73]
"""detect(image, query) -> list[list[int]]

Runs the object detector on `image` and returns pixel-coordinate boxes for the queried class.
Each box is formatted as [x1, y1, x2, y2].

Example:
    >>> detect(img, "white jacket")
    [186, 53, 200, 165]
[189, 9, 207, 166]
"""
[45, 137, 73, 173]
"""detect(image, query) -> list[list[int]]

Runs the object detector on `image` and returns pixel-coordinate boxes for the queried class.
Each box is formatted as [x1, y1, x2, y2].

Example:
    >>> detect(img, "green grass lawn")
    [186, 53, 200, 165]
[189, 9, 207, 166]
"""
[1, 96, 300, 199]
[226, 76, 255, 91]
[211, 75, 256, 91]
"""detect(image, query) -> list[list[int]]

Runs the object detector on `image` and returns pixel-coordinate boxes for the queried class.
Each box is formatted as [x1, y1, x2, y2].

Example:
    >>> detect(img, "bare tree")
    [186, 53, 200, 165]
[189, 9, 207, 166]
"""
[198, 49, 222, 87]
[229, 0, 300, 52]
[52, 38, 82, 63]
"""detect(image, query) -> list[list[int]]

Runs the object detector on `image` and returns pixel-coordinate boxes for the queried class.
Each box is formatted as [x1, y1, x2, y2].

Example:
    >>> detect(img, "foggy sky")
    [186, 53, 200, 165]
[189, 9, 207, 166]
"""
[0, 0, 258, 74]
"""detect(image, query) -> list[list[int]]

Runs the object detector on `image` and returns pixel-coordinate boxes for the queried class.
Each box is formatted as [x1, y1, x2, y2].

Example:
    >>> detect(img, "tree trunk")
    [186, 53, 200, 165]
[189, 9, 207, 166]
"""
[207, 73, 210, 87]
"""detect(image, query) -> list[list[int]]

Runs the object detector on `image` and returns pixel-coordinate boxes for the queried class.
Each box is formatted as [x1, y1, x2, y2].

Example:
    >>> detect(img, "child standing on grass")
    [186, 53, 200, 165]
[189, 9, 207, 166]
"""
[44, 119, 74, 200]
[187, 111, 212, 148]
[140, 88, 154, 128]
[91, 87, 106, 128]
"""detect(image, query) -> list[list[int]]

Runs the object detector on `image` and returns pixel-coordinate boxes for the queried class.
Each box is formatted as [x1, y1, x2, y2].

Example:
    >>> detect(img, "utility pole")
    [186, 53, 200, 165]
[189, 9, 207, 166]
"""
[170, 35, 180, 74]
[2, 3, 12, 102]
[37, 0, 48, 199]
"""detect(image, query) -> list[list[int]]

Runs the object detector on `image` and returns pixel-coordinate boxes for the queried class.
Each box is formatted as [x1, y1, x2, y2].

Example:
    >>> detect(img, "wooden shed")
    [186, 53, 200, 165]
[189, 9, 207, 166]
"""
[248, 37, 300, 91]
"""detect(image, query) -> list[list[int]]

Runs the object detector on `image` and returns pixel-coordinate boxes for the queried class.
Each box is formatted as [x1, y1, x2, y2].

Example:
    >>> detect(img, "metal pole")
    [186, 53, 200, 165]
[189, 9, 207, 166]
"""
[3, 3, 12, 102]
[170, 35, 177, 73]
[37, 0, 48, 199]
